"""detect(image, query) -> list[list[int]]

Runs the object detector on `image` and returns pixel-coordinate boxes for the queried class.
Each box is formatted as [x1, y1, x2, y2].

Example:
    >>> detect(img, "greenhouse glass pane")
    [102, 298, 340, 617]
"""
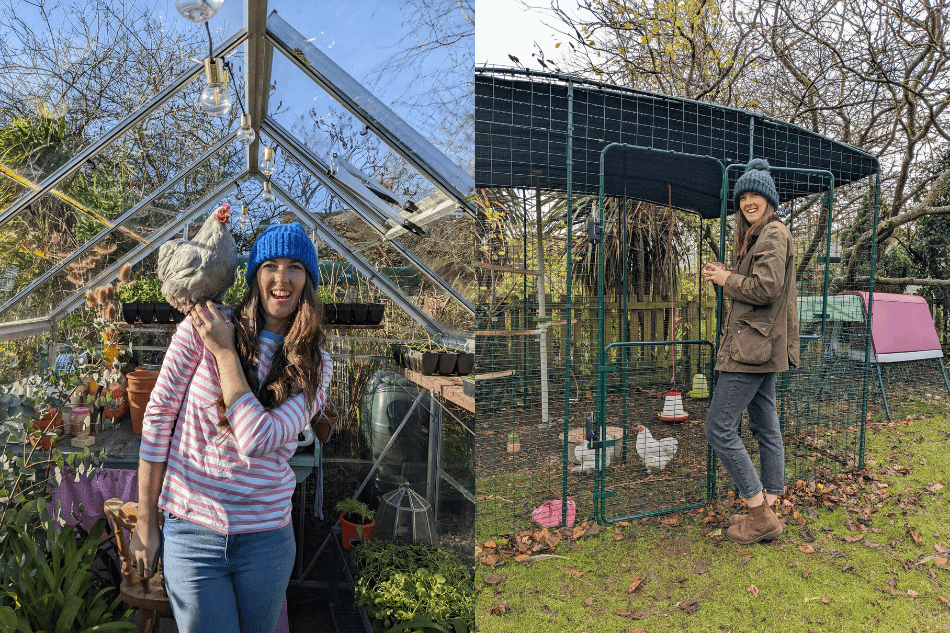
[0, 155, 244, 324]
[265, 0, 472, 171]
[0, 3, 244, 181]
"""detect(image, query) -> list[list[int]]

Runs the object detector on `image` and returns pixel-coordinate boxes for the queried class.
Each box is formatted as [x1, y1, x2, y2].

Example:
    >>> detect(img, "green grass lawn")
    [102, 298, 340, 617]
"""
[475, 414, 950, 632]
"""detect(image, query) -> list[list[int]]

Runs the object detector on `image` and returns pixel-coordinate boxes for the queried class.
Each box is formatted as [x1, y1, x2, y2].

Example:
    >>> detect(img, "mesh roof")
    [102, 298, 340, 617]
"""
[475, 68, 879, 219]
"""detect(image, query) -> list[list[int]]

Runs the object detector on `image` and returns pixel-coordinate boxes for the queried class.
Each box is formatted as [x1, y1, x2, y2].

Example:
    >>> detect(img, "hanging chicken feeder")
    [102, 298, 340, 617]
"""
[374, 483, 438, 547]
[658, 390, 688, 422]
[688, 373, 709, 399]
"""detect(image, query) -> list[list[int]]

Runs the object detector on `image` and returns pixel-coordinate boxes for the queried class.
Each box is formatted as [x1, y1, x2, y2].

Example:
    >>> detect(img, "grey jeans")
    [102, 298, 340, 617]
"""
[705, 371, 785, 499]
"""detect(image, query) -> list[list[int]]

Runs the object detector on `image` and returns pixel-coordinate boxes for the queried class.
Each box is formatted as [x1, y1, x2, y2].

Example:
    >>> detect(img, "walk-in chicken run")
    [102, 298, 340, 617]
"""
[474, 68, 882, 539]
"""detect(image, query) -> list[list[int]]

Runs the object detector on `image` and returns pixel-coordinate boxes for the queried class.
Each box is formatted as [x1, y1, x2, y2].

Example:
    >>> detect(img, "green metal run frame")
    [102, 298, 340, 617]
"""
[584, 142, 878, 525]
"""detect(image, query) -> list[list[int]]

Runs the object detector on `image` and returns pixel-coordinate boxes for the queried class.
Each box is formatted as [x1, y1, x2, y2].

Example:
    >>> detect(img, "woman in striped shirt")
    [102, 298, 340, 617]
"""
[130, 223, 332, 632]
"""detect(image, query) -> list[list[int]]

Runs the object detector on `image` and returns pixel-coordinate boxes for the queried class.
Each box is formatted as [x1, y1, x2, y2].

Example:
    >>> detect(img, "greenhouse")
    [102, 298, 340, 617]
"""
[0, 1, 475, 631]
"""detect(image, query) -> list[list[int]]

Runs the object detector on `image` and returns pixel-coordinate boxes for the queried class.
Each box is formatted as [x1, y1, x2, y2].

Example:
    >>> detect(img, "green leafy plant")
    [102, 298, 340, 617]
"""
[352, 541, 474, 633]
[0, 508, 135, 631]
[336, 498, 375, 524]
[316, 285, 338, 305]
[225, 264, 249, 306]
[116, 276, 163, 303]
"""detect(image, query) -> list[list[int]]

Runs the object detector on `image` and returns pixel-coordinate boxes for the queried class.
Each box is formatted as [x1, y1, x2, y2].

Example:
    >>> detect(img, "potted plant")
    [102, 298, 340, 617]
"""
[336, 498, 375, 550]
[316, 285, 338, 325]
[456, 352, 475, 376]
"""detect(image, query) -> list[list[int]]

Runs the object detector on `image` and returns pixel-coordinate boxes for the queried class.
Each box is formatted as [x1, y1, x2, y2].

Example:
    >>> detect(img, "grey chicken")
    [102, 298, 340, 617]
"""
[157, 204, 236, 313]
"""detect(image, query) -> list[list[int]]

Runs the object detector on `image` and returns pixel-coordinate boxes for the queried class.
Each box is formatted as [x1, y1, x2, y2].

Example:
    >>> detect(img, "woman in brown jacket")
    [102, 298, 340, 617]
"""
[702, 158, 800, 545]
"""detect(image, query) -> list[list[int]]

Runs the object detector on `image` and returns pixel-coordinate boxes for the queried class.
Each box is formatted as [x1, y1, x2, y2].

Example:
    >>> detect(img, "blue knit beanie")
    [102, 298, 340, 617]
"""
[733, 158, 779, 212]
[247, 222, 319, 286]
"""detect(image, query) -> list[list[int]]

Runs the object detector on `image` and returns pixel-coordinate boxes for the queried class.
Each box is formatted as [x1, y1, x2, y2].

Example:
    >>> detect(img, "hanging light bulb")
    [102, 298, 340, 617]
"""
[174, 0, 224, 23]
[238, 203, 251, 229]
[199, 58, 231, 117]
[259, 145, 276, 176]
[236, 114, 256, 146]
[262, 180, 276, 203]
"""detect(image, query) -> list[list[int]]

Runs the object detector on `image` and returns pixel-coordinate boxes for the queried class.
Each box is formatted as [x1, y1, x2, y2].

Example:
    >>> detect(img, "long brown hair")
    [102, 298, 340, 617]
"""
[216, 272, 327, 433]
[733, 203, 779, 263]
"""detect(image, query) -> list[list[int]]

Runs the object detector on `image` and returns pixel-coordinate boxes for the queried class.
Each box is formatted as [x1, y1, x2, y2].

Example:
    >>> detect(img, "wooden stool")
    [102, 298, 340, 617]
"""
[103, 498, 174, 633]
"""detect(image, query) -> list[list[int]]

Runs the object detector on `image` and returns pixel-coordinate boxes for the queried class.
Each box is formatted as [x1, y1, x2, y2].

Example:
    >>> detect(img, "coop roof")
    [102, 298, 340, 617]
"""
[841, 292, 943, 363]
[475, 67, 880, 219]
[0, 3, 475, 340]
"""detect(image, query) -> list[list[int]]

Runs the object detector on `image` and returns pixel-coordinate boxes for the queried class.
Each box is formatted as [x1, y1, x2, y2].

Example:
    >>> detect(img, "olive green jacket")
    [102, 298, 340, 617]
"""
[716, 221, 800, 373]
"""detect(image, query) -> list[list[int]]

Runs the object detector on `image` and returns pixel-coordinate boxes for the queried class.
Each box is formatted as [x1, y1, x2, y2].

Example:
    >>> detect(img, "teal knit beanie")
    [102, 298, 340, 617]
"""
[733, 158, 779, 212]
[247, 222, 319, 286]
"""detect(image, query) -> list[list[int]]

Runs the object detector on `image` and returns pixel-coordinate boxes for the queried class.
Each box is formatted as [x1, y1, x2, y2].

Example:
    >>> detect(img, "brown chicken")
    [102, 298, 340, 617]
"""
[157, 204, 237, 313]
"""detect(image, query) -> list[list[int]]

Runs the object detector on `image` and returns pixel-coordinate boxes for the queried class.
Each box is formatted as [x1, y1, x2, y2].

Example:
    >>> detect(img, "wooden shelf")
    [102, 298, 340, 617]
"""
[398, 367, 475, 413]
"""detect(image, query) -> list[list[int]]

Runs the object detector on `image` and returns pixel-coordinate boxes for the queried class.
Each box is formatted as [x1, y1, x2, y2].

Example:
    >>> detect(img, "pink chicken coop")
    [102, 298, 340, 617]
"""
[841, 291, 950, 420]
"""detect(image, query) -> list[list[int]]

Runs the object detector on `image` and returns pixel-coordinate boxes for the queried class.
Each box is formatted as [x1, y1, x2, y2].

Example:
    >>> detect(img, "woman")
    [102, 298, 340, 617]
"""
[130, 222, 332, 631]
[702, 159, 800, 545]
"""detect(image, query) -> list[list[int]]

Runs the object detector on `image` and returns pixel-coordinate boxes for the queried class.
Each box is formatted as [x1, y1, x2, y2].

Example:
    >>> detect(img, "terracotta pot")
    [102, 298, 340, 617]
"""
[340, 513, 374, 550]
[126, 369, 159, 392]
[29, 410, 61, 451]
[315, 409, 338, 444]
[127, 389, 152, 435]
[101, 400, 127, 423]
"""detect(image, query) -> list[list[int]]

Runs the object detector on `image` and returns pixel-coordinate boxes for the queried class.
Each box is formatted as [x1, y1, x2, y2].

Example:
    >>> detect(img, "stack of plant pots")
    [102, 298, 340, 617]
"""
[391, 344, 474, 377]
[122, 302, 185, 324]
[324, 302, 385, 326]
[126, 368, 159, 434]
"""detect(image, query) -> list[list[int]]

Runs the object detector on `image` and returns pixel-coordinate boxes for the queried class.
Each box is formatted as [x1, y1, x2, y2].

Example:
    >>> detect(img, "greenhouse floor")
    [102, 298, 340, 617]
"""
[287, 586, 336, 632]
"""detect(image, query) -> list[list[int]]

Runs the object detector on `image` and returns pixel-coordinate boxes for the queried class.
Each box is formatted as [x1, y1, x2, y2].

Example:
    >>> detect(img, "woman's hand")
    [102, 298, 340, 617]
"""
[129, 521, 161, 580]
[703, 263, 731, 287]
[191, 301, 236, 359]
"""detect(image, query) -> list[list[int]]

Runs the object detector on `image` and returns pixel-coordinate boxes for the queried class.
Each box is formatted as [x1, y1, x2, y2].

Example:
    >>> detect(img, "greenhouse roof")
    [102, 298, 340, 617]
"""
[0, 1, 474, 340]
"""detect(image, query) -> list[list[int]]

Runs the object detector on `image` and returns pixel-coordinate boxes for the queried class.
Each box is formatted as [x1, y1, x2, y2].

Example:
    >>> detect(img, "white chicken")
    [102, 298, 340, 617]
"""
[157, 204, 237, 313]
[635, 424, 678, 474]
[574, 439, 615, 473]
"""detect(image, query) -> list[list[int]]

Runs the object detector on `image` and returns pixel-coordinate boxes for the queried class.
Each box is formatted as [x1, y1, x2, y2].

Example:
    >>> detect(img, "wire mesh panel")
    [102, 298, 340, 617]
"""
[476, 67, 881, 537]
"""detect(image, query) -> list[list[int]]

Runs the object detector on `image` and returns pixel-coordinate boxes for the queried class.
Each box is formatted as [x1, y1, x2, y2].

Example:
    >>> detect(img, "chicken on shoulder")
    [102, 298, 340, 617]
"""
[158, 204, 237, 313]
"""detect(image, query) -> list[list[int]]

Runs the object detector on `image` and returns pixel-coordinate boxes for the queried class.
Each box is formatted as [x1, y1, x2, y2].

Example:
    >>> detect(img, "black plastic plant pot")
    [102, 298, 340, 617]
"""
[350, 303, 368, 324]
[365, 303, 384, 325]
[121, 303, 138, 324]
[154, 303, 171, 324]
[335, 303, 353, 324]
[456, 353, 475, 376]
[404, 349, 439, 375]
[323, 303, 337, 325]
[391, 344, 404, 367]
[438, 352, 457, 376]
[170, 306, 186, 323]
[137, 302, 155, 324]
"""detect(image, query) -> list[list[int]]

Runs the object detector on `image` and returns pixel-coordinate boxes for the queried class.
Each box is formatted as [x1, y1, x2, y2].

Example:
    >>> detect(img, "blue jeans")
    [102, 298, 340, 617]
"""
[161, 510, 295, 633]
[705, 372, 786, 499]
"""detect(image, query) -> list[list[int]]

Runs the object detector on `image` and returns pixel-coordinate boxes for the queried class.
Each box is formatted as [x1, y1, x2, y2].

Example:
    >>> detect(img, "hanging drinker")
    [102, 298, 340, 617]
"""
[688, 373, 709, 399]
[658, 390, 688, 422]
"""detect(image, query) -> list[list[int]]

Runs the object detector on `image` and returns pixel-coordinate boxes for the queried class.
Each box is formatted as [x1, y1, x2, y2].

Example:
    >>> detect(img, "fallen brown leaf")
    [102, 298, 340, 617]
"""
[937, 594, 949, 605]
[612, 532, 625, 541]
[800, 544, 816, 554]
[660, 516, 680, 527]
[481, 553, 500, 566]
[484, 540, 497, 549]
[908, 527, 922, 544]
[627, 576, 644, 594]
[491, 601, 508, 615]
[937, 557, 948, 566]
[564, 568, 583, 578]
[514, 555, 529, 563]
[821, 595, 830, 604]
[844, 534, 865, 543]
[677, 598, 700, 614]
[584, 597, 595, 606]
[484, 573, 506, 585]
[747, 585, 759, 597]
[907, 589, 919, 598]
[614, 609, 645, 619]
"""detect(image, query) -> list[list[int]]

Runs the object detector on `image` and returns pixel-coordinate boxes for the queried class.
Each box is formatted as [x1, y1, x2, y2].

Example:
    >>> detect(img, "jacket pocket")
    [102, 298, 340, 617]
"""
[730, 319, 774, 365]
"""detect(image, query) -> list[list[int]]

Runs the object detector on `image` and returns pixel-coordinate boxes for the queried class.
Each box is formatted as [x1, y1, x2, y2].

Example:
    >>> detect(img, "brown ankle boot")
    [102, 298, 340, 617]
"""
[726, 501, 783, 544]
[729, 499, 778, 526]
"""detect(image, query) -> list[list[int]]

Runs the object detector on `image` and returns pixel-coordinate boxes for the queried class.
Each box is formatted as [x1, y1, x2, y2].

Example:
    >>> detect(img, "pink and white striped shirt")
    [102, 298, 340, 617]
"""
[139, 314, 332, 534]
